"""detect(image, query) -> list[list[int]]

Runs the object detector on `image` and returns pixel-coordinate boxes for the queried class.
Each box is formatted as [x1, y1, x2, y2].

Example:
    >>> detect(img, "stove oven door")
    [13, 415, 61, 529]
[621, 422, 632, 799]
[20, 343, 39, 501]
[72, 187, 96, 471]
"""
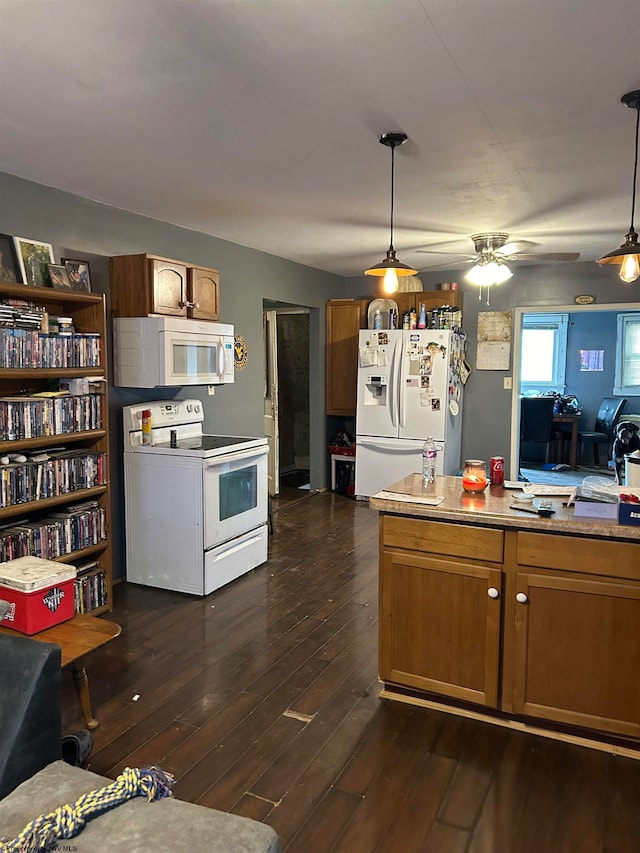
[203, 445, 268, 548]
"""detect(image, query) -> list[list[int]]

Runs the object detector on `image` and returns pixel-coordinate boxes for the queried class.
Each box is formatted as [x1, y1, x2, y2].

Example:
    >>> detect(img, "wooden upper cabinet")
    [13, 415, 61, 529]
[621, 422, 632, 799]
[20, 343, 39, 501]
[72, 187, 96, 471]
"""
[151, 259, 188, 316]
[110, 254, 220, 321]
[326, 299, 368, 416]
[190, 266, 220, 321]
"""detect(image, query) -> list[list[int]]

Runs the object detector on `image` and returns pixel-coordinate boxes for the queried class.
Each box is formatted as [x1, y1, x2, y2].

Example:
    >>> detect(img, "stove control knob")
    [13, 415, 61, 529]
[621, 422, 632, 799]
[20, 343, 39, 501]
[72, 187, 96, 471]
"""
[187, 404, 192, 412]
[195, 405, 200, 413]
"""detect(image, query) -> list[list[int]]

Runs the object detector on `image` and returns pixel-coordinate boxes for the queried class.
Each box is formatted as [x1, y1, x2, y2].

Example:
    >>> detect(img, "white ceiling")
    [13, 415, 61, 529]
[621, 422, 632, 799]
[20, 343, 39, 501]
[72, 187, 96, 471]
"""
[1, 0, 639, 278]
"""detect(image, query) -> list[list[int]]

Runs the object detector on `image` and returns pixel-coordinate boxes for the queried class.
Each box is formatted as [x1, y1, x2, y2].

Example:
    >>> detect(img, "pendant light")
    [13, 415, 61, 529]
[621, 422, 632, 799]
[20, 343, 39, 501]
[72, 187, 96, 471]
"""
[365, 131, 417, 294]
[597, 90, 640, 283]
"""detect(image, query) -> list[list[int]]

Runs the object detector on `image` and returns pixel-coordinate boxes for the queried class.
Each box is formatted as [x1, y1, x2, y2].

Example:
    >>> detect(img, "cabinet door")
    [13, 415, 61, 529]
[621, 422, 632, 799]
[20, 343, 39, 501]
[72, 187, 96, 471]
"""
[511, 571, 640, 738]
[326, 299, 368, 416]
[189, 267, 219, 321]
[150, 259, 188, 316]
[393, 293, 416, 320]
[380, 549, 502, 706]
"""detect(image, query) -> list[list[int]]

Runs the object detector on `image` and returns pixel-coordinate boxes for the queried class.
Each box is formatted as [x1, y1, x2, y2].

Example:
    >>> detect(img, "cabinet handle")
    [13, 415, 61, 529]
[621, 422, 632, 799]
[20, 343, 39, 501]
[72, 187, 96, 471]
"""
[516, 592, 529, 604]
[487, 587, 500, 599]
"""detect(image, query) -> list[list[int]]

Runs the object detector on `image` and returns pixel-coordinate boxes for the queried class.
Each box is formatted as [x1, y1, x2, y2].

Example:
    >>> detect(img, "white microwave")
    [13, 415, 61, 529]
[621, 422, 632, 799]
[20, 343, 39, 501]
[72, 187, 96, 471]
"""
[113, 316, 234, 387]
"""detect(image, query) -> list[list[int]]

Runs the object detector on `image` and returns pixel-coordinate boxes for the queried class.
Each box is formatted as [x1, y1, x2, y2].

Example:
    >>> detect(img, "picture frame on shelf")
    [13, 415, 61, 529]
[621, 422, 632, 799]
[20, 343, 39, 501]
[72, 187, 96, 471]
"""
[13, 237, 55, 287]
[62, 259, 92, 292]
[0, 233, 21, 283]
[47, 263, 73, 290]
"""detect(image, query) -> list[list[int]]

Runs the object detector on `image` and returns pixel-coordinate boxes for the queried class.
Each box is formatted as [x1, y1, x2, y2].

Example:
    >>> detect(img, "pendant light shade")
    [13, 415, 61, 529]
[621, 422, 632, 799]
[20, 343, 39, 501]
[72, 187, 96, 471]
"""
[597, 90, 640, 283]
[365, 132, 417, 294]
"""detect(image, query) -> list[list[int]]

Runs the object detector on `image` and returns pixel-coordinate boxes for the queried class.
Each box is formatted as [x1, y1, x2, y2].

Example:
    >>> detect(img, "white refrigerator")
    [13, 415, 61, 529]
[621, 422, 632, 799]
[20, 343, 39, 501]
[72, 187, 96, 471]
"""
[355, 328, 466, 499]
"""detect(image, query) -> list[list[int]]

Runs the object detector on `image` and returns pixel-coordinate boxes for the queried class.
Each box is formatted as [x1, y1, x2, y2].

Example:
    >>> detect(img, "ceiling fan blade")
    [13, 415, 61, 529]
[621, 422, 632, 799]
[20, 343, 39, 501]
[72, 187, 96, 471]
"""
[415, 249, 477, 258]
[420, 258, 476, 271]
[500, 240, 539, 254]
[508, 252, 581, 262]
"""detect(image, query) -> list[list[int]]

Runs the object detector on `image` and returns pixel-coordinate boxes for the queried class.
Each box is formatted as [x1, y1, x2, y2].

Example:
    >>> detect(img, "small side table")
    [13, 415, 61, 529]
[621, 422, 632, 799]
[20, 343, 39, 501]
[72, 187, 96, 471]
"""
[0, 613, 121, 729]
[331, 453, 356, 491]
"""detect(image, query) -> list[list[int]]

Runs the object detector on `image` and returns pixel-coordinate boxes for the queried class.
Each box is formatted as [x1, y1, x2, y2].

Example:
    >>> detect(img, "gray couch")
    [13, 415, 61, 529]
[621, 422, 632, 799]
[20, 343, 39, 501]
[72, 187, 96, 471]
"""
[0, 761, 280, 852]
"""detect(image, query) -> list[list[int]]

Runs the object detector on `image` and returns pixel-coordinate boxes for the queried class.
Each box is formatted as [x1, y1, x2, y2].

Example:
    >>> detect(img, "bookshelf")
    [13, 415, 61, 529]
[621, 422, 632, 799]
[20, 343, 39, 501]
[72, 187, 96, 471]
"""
[0, 281, 112, 615]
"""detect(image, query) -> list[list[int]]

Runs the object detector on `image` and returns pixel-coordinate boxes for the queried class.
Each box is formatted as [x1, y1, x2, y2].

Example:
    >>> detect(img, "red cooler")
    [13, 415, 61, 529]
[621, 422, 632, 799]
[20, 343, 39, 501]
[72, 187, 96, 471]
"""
[0, 556, 77, 635]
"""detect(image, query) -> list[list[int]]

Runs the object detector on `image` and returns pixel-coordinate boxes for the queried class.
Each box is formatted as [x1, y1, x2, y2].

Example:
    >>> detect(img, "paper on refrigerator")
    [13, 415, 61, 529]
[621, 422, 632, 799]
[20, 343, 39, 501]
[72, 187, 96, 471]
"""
[359, 346, 387, 367]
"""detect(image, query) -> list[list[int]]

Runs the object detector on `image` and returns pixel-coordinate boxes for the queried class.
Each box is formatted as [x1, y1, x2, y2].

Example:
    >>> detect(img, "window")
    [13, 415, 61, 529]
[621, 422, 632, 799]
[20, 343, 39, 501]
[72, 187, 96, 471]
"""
[614, 312, 640, 395]
[520, 313, 568, 395]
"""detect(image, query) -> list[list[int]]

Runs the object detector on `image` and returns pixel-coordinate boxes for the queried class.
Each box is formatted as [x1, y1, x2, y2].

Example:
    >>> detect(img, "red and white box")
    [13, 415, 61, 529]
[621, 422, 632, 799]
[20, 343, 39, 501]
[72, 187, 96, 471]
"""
[0, 556, 77, 635]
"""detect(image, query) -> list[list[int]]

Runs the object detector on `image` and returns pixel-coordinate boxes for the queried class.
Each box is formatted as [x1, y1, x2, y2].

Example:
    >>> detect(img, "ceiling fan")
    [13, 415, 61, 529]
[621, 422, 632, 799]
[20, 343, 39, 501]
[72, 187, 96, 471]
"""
[417, 232, 581, 270]
[416, 232, 580, 303]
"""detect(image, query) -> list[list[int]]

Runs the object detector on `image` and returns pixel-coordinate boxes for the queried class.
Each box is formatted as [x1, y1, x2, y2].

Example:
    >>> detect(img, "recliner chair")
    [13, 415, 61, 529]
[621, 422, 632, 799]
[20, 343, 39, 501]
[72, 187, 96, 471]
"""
[0, 632, 62, 799]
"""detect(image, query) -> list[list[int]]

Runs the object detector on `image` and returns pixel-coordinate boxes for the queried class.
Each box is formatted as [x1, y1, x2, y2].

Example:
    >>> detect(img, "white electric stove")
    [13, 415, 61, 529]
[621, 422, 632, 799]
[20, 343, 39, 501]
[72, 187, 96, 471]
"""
[123, 400, 269, 596]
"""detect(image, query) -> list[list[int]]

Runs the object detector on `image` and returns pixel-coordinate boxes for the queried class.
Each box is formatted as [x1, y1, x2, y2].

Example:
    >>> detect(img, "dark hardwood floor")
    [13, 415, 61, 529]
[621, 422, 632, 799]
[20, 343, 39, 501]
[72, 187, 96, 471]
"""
[62, 491, 640, 852]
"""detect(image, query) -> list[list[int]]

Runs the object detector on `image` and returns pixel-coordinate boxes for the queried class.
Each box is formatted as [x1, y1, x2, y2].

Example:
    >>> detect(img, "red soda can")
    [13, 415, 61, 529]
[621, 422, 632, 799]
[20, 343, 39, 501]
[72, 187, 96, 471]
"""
[490, 456, 505, 486]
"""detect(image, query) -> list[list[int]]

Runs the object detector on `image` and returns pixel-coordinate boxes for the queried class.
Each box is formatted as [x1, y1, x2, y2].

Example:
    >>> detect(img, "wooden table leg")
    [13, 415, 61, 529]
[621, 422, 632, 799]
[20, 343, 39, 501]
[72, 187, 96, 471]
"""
[569, 419, 578, 469]
[71, 662, 99, 730]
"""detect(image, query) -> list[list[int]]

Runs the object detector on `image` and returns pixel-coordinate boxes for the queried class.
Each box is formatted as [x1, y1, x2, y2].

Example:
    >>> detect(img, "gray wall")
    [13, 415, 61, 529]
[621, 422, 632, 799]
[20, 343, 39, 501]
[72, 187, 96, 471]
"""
[0, 171, 345, 579]
[348, 265, 639, 472]
[565, 311, 640, 427]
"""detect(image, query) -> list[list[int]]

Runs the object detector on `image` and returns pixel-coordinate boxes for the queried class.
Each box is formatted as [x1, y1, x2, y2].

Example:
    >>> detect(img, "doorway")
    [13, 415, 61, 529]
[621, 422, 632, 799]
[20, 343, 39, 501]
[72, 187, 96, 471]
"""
[509, 301, 640, 479]
[263, 303, 310, 497]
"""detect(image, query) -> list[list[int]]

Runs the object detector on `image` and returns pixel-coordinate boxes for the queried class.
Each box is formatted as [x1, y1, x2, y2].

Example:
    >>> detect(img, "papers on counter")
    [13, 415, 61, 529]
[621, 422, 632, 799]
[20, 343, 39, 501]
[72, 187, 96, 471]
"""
[522, 484, 576, 497]
[374, 490, 445, 506]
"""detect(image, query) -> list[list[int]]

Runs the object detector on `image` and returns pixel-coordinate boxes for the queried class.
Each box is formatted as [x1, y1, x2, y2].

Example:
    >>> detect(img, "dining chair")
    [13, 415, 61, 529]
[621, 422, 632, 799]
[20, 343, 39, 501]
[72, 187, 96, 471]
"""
[577, 397, 627, 467]
[519, 397, 556, 466]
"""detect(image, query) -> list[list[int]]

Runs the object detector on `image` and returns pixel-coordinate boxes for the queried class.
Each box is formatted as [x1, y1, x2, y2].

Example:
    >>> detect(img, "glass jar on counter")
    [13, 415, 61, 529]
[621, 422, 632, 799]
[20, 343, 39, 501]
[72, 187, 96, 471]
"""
[462, 459, 488, 493]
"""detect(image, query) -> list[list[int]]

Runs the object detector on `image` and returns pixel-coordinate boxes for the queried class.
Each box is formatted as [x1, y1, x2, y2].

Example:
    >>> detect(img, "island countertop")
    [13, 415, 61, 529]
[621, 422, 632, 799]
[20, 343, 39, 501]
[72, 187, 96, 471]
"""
[369, 473, 640, 541]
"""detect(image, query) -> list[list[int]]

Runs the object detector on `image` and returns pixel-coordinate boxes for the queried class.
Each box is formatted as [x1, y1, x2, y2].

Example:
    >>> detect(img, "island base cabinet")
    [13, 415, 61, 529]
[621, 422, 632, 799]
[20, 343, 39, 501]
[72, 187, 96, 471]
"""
[378, 513, 640, 748]
[379, 549, 502, 707]
[507, 570, 640, 739]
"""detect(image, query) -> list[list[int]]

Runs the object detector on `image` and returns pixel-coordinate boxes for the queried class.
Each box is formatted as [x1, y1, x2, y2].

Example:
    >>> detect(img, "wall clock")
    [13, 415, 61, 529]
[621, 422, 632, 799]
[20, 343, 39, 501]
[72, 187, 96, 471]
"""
[234, 335, 248, 370]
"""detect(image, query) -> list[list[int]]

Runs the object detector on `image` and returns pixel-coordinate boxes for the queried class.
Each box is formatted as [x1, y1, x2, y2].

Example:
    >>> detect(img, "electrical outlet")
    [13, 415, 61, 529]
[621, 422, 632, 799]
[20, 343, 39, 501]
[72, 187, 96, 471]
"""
[504, 377, 513, 390]
[207, 385, 215, 396]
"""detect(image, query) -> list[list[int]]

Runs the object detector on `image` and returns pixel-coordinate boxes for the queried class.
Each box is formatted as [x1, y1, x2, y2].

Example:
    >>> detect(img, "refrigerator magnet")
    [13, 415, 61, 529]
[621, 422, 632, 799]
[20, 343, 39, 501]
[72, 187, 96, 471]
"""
[449, 400, 460, 416]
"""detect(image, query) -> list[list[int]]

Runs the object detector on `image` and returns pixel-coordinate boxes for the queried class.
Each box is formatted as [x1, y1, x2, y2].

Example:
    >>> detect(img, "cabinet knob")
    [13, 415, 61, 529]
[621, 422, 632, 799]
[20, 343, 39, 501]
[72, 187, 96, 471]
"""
[516, 592, 529, 604]
[487, 587, 500, 599]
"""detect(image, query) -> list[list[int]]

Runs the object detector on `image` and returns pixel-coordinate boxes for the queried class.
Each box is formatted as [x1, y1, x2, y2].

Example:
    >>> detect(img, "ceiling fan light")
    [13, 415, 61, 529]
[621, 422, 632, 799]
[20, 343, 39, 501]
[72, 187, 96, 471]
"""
[465, 262, 491, 286]
[465, 259, 512, 287]
[494, 263, 513, 284]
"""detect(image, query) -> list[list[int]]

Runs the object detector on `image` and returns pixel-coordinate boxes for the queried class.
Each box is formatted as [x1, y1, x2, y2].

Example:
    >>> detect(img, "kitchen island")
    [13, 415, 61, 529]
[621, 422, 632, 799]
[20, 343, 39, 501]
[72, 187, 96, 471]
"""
[370, 474, 640, 755]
